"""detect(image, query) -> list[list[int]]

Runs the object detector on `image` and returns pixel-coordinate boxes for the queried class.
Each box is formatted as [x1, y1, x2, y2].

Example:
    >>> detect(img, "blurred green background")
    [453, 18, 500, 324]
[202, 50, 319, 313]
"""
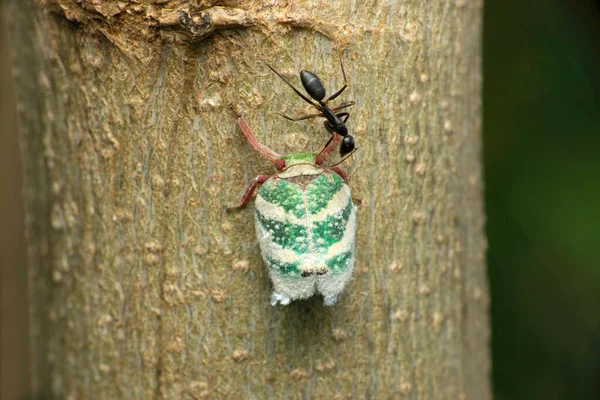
[484, 0, 600, 399]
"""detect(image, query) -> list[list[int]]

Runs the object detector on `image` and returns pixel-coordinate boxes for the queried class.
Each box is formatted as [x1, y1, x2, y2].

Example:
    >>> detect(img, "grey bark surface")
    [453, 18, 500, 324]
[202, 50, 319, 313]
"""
[11, 0, 489, 399]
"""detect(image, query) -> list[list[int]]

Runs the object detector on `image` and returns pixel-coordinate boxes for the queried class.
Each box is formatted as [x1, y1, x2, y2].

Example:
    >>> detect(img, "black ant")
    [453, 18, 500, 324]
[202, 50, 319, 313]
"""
[266, 59, 356, 157]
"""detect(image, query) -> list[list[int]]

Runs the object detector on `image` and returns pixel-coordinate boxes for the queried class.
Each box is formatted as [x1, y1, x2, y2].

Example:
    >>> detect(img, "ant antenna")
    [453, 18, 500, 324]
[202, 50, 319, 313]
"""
[330, 147, 358, 168]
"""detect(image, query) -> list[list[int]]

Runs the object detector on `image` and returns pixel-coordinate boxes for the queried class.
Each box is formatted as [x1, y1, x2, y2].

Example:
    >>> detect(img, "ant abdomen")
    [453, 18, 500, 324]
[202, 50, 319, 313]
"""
[300, 70, 326, 101]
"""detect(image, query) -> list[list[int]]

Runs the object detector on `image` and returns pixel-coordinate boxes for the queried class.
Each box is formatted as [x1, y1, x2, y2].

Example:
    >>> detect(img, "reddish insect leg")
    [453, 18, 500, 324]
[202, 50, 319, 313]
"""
[331, 167, 361, 204]
[227, 175, 271, 210]
[316, 133, 342, 165]
[230, 104, 280, 163]
[331, 166, 349, 183]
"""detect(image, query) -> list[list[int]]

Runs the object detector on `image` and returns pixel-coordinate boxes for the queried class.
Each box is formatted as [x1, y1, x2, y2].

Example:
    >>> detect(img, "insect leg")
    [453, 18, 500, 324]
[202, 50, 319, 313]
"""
[276, 111, 323, 122]
[230, 104, 280, 162]
[266, 63, 318, 108]
[315, 123, 342, 164]
[227, 175, 271, 211]
[330, 166, 349, 183]
[326, 85, 347, 102]
[326, 55, 349, 102]
[330, 101, 356, 112]
[330, 147, 358, 167]
[336, 112, 350, 122]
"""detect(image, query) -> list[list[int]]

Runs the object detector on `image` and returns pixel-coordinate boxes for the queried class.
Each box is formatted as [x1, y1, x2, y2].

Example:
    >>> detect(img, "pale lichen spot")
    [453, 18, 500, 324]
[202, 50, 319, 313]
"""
[389, 261, 403, 272]
[469, 175, 478, 187]
[221, 221, 233, 233]
[144, 240, 163, 253]
[232, 259, 250, 273]
[189, 381, 210, 399]
[198, 93, 223, 110]
[97, 314, 113, 327]
[315, 359, 336, 372]
[419, 285, 431, 296]
[405, 135, 419, 145]
[50, 203, 65, 230]
[194, 243, 208, 256]
[443, 119, 453, 133]
[52, 270, 62, 283]
[332, 328, 348, 341]
[144, 253, 160, 265]
[113, 209, 134, 222]
[167, 336, 185, 353]
[52, 181, 61, 194]
[393, 309, 409, 322]
[432, 312, 445, 332]
[211, 289, 227, 303]
[411, 211, 427, 224]
[398, 380, 413, 394]
[232, 349, 249, 362]
[290, 368, 309, 381]
[454, 267, 461, 281]
[152, 174, 165, 189]
[455, 241, 464, 252]
[403, 21, 420, 41]
[415, 162, 427, 176]
[409, 90, 421, 103]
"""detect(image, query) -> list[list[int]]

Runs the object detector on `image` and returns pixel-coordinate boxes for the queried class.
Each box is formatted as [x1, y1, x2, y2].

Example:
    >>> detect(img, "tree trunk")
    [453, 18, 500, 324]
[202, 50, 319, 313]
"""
[10, 0, 489, 398]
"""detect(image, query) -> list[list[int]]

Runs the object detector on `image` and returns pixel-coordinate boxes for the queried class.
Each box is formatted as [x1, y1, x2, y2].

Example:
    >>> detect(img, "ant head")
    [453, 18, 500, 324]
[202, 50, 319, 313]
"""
[300, 70, 326, 101]
[340, 135, 355, 156]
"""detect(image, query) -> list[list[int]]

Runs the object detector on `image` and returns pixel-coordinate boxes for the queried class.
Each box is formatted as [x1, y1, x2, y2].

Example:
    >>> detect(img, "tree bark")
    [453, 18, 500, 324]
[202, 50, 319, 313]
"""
[11, 0, 489, 398]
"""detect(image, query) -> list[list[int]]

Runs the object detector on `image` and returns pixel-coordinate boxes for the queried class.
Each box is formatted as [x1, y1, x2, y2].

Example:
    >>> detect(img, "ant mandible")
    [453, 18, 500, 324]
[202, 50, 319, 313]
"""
[266, 57, 356, 157]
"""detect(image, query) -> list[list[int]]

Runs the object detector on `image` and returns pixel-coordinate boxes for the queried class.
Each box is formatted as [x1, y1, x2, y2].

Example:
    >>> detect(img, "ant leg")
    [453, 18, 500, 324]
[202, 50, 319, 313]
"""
[326, 85, 347, 102]
[331, 147, 358, 167]
[318, 123, 335, 156]
[230, 104, 280, 163]
[266, 63, 318, 107]
[330, 101, 356, 112]
[316, 123, 342, 164]
[340, 52, 348, 84]
[336, 112, 350, 122]
[326, 55, 349, 102]
[276, 111, 323, 122]
[227, 175, 270, 211]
